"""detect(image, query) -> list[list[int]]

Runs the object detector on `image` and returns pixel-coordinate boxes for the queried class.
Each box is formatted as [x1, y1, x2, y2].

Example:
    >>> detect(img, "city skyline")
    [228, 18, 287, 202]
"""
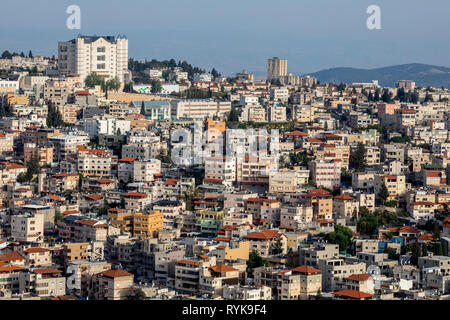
[1, 0, 450, 76]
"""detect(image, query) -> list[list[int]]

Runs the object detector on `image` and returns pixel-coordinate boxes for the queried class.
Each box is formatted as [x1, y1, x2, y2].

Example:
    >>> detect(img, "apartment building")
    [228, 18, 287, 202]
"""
[318, 259, 367, 292]
[58, 35, 129, 84]
[63, 242, 104, 264]
[122, 192, 152, 212]
[23, 143, 53, 167]
[19, 268, 66, 297]
[91, 269, 134, 300]
[175, 258, 216, 295]
[49, 134, 90, 162]
[77, 146, 112, 177]
[199, 264, 240, 296]
[133, 211, 164, 239]
[204, 156, 236, 184]
[11, 213, 45, 243]
[170, 99, 231, 120]
[278, 266, 322, 299]
[333, 194, 359, 219]
[267, 57, 287, 83]
[244, 230, 287, 257]
[132, 159, 161, 183]
[299, 243, 340, 268]
[222, 285, 272, 300]
[309, 160, 342, 189]
[246, 198, 281, 224]
[280, 205, 314, 229]
[303, 189, 333, 220]
[269, 87, 289, 103]
[374, 174, 406, 200]
[83, 118, 131, 137]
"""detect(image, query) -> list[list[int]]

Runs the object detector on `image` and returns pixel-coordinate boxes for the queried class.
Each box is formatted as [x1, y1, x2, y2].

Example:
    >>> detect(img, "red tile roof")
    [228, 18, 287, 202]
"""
[61, 210, 80, 215]
[122, 192, 147, 198]
[85, 194, 103, 201]
[347, 273, 371, 281]
[291, 265, 321, 275]
[176, 260, 200, 266]
[286, 130, 308, 137]
[334, 194, 354, 200]
[209, 264, 238, 273]
[99, 269, 133, 278]
[244, 230, 280, 240]
[164, 179, 179, 185]
[24, 247, 50, 254]
[333, 289, 373, 299]
[0, 251, 25, 262]
[96, 179, 114, 184]
[33, 268, 61, 274]
[0, 265, 24, 272]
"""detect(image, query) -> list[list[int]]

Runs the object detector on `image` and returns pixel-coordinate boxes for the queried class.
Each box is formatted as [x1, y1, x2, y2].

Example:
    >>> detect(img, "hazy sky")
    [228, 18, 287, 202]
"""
[1, 0, 449, 76]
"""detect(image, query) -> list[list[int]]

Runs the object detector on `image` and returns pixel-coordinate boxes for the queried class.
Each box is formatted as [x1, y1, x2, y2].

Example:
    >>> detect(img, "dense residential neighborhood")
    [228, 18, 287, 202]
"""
[0, 35, 450, 302]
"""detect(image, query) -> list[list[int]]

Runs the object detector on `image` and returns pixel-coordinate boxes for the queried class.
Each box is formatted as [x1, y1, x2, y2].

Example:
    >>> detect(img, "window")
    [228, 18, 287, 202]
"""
[97, 47, 106, 53]
[97, 64, 106, 70]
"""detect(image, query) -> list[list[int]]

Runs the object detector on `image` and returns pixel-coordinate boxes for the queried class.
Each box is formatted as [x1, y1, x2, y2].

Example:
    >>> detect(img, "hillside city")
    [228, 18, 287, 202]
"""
[0, 35, 449, 301]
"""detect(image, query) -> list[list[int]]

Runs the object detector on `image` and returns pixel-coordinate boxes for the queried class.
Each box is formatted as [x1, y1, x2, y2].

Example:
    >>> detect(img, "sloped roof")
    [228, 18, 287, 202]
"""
[333, 289, 373, 299]
[209, 264, 238, 273]
[99, 269, 133, 278]
[244, 230, 280, 240]
[291, 265, 321, 275]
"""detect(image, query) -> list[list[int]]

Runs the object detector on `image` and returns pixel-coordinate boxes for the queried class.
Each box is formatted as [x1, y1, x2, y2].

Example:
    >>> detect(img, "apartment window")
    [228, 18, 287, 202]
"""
[97, 55, 106, 61]
[97, 64, 106, 70]
[97, 47, 106, 53]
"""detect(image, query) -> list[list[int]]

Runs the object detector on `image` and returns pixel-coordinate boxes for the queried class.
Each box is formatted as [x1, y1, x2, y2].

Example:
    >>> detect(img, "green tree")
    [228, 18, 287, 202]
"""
[410, 242, 421, 266]
[422, 243, 428, 257]
[150, 79, 162, 94]
[350, 142, 367, 171]
[424, 93, 434, 103]
[140, 101, 146, 116]
[27, 152, 41, 176]
[433, 243, 443, 256]
[324, 225, 353, 251]
[271, 238, 283, 255]
[46, 102, 65, 128]
[378, 183, 390, 205]
[285, 249, 297, 268]
[229, 108, 239, 122]
[246, 251, 270, 278]
[381, 89, 393, 103]
[28, 50, 33, 58]
[374, 88, 380, 101]
[384, 247, 399, 260]
[433, 222, 441, 240]
[315, 289, 322, 300]
[289, 151, 309, 167]
[85, 72, 105, 88]
[54, 210, 64, 224]
[127, 288, 146, 300]
[17, 172, 30, 183]
[1, 50, 13, 59]
[105, 76, 121, 92]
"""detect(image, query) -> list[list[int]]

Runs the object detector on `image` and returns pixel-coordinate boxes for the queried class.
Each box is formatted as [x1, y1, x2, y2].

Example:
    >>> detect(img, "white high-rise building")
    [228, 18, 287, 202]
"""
[267, 57, 287, 83]
[58, 35, 129, 85]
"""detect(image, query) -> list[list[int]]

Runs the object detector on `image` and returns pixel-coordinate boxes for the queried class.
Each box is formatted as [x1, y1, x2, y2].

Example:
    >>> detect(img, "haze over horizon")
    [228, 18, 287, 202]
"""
[1, 0, 449, 76]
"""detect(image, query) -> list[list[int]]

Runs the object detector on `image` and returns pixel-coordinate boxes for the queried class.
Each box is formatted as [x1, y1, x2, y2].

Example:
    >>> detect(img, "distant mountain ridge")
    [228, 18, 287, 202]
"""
[305, 63, 450, 88]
